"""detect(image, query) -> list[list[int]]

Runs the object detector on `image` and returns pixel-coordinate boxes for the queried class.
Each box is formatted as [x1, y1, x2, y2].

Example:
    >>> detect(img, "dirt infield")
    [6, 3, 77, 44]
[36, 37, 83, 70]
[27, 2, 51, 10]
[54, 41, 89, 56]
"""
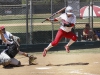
[0, 49, 100, 75]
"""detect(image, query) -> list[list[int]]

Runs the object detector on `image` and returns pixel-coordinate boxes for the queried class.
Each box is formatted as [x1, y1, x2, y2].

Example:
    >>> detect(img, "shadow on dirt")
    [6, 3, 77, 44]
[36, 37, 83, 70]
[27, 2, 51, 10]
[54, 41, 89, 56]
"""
[3, 65, 25, 69]
[46, 62, 89, 66]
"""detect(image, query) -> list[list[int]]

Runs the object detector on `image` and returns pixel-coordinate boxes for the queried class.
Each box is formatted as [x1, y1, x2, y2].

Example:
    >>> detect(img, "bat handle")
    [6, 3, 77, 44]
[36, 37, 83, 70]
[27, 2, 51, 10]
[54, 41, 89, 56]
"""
[42, 19, 46, 23]
[42, 13, 56, 23]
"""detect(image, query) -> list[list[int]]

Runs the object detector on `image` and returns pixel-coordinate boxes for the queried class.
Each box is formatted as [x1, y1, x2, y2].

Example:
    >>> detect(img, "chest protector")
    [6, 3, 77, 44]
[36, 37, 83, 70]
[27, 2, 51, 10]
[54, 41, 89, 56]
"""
[5, 41, 19, 58]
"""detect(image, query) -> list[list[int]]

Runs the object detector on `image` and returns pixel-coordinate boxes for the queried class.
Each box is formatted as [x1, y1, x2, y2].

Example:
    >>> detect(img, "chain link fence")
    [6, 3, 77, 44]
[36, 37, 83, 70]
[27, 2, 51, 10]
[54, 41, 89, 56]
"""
[0, 0, 100, 45]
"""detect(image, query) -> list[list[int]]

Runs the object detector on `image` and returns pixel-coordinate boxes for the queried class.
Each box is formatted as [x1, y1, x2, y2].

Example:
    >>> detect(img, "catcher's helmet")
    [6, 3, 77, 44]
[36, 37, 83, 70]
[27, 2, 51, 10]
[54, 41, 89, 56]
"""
[65, 6, 73, 14]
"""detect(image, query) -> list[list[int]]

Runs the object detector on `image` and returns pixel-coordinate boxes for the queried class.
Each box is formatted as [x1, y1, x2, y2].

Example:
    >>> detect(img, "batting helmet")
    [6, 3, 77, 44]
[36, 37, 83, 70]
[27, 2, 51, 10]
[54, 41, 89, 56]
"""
[65, 6, 73, 14]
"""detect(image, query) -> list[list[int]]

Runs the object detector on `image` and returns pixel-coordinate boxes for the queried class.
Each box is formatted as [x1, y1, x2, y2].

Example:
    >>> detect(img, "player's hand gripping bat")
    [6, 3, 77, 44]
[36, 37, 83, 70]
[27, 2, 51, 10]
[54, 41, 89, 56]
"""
[42, 7, 66, 23]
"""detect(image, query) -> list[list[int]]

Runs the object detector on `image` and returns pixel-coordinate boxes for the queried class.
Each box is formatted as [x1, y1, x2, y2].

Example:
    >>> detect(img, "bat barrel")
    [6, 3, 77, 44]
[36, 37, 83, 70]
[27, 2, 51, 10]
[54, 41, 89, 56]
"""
[41, 7, 66, 23]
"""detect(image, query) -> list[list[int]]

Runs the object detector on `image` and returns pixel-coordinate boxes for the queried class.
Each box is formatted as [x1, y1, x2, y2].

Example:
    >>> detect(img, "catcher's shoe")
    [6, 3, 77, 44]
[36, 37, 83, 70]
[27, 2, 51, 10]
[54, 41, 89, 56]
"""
[65, 46, 70, 53]
[16, 61, 21, 67]
[29, 55, 37, 65]
[3, 61, 21, 68]
[43, 48, 47, 57]
[2, 60, 11, 68]
[3, 64, 14, 68]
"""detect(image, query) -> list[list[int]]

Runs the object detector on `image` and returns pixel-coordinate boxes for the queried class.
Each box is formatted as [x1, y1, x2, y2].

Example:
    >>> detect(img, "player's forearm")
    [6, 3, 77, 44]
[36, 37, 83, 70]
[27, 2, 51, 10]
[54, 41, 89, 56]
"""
[18, 51, 31, 57]
[18, 51, 27, 56]
[0, 32, 6, 42]
[46, 18, 58, 22]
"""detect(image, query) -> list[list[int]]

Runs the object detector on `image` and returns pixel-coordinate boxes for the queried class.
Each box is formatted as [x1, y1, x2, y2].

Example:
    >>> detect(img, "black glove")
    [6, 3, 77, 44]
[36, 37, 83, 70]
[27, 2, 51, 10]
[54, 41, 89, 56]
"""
[64, 23, 71, 27]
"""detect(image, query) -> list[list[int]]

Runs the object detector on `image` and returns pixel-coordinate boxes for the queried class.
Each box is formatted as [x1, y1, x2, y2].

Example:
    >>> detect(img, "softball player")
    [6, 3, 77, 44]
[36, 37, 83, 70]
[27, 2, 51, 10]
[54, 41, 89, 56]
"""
[43, 6, 77, 57]
[0, 29, 37, 68]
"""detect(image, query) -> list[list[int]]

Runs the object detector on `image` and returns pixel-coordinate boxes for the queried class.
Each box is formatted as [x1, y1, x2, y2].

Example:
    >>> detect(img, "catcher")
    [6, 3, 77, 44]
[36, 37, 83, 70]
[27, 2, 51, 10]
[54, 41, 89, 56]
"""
[0, 29, 37, 68]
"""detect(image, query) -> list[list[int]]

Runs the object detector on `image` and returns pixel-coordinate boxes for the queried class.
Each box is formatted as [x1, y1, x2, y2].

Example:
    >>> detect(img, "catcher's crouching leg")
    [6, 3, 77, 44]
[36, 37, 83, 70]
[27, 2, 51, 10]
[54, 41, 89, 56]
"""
[29, 55, 37, 65]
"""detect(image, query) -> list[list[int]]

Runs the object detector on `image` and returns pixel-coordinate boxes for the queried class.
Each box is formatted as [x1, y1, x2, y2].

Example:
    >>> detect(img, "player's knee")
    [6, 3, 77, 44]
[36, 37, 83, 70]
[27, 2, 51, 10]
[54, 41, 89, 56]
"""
[51, 41, 59, 46]
[16, 61, 21, 67]
[72, 35, 77, 41]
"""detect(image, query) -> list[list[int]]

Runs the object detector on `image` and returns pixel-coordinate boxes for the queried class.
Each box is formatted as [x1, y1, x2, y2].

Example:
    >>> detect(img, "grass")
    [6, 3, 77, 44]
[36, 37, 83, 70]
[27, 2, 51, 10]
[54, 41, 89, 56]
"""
[0, 14, 100, 23]
[5, 26, 26, 33]
[0, 14, 100, 33]
[4, 25, 60, 33]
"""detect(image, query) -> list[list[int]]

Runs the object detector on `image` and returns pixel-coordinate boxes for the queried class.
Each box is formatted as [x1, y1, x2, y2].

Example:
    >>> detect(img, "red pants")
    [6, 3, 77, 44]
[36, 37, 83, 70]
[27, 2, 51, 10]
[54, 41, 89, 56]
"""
[51, 29, 77, 46]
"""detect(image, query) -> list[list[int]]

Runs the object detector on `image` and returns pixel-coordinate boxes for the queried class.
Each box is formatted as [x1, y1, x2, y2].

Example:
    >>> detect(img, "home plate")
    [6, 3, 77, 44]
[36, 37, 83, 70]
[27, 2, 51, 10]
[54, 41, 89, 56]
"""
[36, 67, 52, 70]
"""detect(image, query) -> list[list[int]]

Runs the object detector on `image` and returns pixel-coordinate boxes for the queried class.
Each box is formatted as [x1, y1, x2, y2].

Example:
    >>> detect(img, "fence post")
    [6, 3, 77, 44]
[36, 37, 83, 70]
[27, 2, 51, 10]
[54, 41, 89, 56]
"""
[29, 0, 33, 44]
[51, 0, 54, 41]
[26, 0, 29, 46]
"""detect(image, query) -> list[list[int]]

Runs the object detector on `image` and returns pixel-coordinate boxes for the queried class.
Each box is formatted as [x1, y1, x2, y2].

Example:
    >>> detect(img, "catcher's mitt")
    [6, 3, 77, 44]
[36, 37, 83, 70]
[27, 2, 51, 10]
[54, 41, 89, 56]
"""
[29, 55, 37, 65]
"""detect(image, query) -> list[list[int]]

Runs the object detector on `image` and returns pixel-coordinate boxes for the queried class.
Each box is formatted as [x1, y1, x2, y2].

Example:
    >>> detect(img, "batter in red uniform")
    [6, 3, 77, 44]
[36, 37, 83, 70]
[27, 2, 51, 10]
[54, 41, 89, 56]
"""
[43, 6, 77, 57]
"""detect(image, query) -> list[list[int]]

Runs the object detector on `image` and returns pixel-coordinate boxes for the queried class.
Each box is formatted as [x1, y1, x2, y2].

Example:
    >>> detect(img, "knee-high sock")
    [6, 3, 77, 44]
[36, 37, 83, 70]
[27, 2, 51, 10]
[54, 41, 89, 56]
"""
[66, 39, 75, 47]
[45, 43, 53, 51]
